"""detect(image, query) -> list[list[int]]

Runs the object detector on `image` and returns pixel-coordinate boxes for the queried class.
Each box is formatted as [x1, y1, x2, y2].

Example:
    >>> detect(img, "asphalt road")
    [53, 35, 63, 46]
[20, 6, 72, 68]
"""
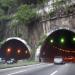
[0, 63, 75, 75]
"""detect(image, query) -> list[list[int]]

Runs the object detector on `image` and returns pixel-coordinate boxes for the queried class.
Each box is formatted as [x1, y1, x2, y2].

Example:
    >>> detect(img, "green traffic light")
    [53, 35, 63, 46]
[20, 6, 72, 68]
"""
[60, 38, 65, 44]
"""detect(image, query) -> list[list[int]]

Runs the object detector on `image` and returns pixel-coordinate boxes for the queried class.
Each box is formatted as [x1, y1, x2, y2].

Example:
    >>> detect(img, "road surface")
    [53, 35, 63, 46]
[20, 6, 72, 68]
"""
[0, 63, 75, 75]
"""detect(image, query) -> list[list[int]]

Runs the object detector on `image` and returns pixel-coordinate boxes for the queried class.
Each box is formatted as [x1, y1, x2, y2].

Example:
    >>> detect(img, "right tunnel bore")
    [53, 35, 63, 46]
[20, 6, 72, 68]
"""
[39, 29, 75, 62]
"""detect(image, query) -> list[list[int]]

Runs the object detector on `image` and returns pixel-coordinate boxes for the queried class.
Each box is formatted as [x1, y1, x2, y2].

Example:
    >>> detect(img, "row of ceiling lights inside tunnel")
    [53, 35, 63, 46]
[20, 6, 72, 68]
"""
[42, 37, 75, 56]
[50, 37, 75, 44]
[52, 46, 75, 53]
[49, 37, 75, 53]
[6, 48, 28, 55]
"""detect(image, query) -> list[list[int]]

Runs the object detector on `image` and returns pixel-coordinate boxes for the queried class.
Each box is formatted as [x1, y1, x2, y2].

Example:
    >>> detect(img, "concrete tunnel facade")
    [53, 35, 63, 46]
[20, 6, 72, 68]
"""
[0, 37, 31, 60]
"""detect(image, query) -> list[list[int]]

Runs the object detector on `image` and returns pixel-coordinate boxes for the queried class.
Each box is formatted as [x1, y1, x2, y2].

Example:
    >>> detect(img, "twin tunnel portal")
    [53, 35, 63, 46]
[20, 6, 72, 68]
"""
[0, 28, 75, 62]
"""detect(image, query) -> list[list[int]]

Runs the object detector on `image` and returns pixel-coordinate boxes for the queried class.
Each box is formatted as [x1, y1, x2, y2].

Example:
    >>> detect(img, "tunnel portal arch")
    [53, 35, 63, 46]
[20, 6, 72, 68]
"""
[36, 27, 75, 62]
[0, 37, 31, 60]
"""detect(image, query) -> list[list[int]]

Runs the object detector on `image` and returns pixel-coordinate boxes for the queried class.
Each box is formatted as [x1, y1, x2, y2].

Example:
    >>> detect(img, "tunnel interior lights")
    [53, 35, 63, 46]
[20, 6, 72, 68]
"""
[17, 49, 21, 54]
[50, 39, 54, 43]
[25, 50, 28, 54]
[73, 37, 75, 42]
[52, 46, 75, 53]
[7, 48, 11, 53]
[60, 38, 65, 44]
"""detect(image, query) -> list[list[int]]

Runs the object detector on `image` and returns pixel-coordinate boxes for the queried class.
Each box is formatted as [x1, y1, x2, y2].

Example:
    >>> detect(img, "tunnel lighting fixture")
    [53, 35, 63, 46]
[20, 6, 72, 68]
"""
[60, 38, 65, 44]
[73, 37, 75, 42]
[17, 49, 21, 54]
[52, 45, 75, 53]
[7, 48, 11, 53]
[25, 50, 28, 54]
[50, 39, 54, 43]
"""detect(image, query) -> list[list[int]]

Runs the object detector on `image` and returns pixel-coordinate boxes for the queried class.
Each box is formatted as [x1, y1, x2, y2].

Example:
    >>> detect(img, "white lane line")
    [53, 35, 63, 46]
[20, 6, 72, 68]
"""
[7, 64, 53, 75]
[0, 63, 53, 72]
[0, 63, 47, 72]
[7, 69, 27, 75]
[50, 70, 58, 75]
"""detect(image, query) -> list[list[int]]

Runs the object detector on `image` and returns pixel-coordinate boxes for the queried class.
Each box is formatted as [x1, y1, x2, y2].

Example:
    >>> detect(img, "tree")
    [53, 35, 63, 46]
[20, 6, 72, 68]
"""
[17, 0, 48, 5]
[0, 0, 18, 14]
[15, 4, 37, 25]
[0, 8, 4, 17]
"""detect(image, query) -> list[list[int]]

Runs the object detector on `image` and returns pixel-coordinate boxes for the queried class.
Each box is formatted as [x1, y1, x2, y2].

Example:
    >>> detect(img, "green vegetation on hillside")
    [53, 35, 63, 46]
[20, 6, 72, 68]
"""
[14, 5, 37, 25]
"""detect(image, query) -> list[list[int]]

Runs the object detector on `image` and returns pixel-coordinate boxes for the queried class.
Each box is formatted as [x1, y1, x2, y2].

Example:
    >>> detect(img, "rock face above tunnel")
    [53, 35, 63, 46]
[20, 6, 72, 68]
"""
[0, 15, 75, 60]
[50, 16, 75, 29]
[1, 15, 75, 51]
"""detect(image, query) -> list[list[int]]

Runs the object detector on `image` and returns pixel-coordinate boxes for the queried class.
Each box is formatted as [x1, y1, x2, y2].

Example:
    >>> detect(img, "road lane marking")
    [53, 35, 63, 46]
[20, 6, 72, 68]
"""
[7, 69, 27, 75]
[50, 70, 58, 75]
[7, 64, 53, 75]
[0, 63, 50, 72]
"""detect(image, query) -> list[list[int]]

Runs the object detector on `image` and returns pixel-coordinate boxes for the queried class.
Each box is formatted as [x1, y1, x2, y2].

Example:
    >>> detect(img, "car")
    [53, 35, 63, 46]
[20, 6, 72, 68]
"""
[64, 56, 75, 63]
[7, 60, 11, 64]
[6, 58, 17, 64]
[54, 56, 64, 64]
[0, 58, 2, 63]
[1, 58, 6, 64]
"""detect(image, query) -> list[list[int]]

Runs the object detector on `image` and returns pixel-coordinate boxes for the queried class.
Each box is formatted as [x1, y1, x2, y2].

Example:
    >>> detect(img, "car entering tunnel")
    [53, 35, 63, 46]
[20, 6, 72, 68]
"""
[0, 37, 31, 61]
[39, 29, 75, 63]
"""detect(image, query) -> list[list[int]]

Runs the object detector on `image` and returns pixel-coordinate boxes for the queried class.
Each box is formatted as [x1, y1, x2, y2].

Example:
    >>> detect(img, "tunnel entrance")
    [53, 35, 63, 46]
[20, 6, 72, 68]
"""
[0, 37, 31, 61]
[39, 29, 75, 63]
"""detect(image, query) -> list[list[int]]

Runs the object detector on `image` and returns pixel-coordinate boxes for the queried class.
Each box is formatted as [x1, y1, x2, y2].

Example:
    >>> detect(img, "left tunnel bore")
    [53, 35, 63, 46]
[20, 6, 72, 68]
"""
[0, 37, 31, 61]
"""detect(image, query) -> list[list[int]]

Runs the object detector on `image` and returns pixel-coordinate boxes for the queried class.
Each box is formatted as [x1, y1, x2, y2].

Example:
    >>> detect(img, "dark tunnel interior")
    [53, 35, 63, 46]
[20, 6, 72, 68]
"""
[40, 29, 75, 62]
[0, 39, 30, 60]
